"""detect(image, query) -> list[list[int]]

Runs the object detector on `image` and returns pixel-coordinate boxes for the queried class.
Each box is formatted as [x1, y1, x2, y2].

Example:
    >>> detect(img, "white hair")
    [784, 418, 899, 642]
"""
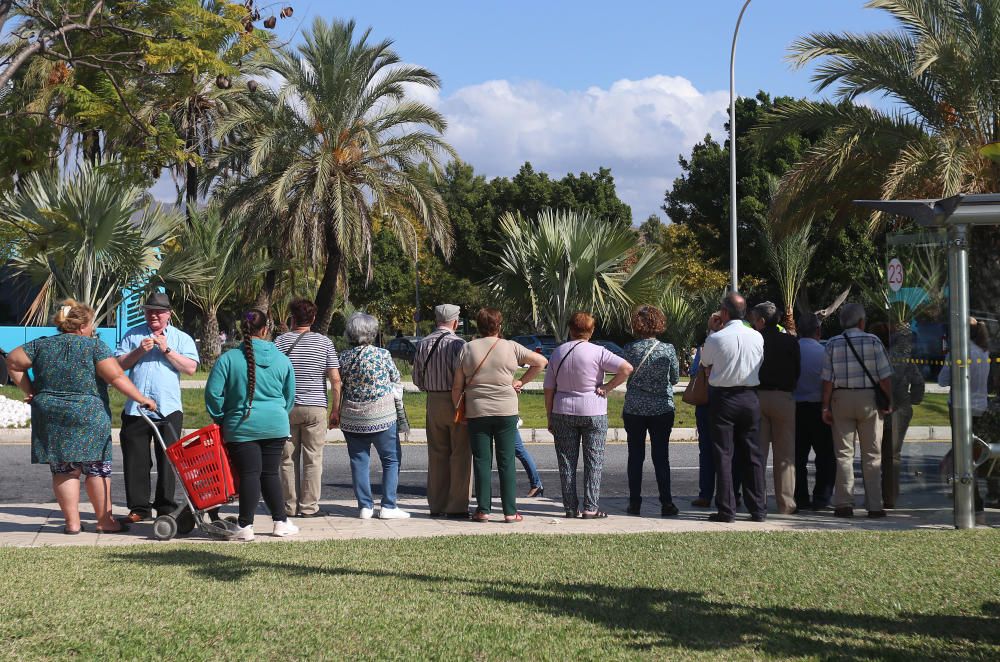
[345, 312, 379, 345]
[839, 303, 866, 329]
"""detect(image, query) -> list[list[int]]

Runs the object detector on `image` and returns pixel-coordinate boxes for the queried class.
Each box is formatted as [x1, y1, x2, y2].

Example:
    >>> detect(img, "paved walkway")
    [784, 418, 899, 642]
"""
[1, 495, 993, 548]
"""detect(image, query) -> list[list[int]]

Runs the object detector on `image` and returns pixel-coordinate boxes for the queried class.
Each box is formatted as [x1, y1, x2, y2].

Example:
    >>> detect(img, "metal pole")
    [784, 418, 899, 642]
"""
[947, 223, 975, 529]
[729, 0, 752, 293]
[413, 229, 420, 336]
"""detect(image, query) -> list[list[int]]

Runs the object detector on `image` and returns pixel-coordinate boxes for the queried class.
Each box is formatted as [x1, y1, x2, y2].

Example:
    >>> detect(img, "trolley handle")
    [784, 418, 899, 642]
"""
[137, 405, 178, 450]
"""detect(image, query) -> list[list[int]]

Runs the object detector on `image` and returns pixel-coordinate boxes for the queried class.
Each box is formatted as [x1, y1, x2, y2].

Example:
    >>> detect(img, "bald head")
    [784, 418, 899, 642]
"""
[720, 292, 747, 322]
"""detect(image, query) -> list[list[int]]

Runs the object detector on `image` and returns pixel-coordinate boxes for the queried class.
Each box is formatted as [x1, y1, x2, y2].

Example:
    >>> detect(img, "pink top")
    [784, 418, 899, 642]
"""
[543, 341, 625, 416]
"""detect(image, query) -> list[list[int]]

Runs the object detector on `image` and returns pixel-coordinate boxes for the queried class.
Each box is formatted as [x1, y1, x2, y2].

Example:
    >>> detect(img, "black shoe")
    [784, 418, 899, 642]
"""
[429, 512, 447, 518]
[708, 513, 734, 523]
[750, 513, 767, 522]
[526, 485, 544, 498]
[691, 497, 712, 508]
[626, 501, 641, 516]
[867, 510, 887, 519]
[296, 509, 331, 518]
[446, 512, 471, 520]
[834, 507, 854, 518]
[811, 501, 830, 511]
[661, 503, 679, 517]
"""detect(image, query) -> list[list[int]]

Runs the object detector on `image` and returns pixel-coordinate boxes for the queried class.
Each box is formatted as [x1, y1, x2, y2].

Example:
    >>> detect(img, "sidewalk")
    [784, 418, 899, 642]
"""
[1, 494, 991, 548]
[0, 426, 954, 444]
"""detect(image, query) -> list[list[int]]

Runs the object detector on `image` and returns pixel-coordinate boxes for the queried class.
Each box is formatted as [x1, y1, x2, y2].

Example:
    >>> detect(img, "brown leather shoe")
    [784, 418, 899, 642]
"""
[118, 512, 146, 525]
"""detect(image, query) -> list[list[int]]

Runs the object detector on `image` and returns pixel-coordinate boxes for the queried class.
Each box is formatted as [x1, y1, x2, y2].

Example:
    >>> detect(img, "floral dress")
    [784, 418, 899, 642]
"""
[338, 345, 401, 434]
[23, 334, 114, 467]
[623, 338, 680, 416]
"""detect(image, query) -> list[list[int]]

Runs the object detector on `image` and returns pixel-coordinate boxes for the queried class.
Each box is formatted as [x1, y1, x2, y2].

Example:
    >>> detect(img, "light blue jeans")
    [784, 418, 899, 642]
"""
[514, 430, 543, 489]
[344, 424, 401, 510]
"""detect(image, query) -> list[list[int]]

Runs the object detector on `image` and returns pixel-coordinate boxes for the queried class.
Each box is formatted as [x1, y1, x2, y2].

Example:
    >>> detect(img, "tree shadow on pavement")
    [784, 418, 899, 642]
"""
[108, 549, 998, 660]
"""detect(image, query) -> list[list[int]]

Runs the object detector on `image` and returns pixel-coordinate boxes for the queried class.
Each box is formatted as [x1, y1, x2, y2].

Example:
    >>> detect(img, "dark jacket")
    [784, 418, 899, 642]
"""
[758, 326, 801, 392]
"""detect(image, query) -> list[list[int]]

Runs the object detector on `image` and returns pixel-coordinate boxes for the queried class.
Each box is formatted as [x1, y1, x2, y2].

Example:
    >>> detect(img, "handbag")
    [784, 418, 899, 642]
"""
[454, 338, 500, 424]
[844, 334, 892, 411]
[682, 365, 709, 406]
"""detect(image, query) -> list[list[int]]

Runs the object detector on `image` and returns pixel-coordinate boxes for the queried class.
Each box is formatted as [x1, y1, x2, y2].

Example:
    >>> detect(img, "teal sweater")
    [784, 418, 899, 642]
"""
[205, 340, 295, 442]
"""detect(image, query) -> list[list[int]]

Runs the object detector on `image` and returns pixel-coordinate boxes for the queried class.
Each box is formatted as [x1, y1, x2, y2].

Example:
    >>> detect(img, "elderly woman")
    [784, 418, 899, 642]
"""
[5, 300, 156, 534]
[206, 308, 298, 541]
[544, 312, 632, 518]
[622, 305, 681, 517]
[454, 308, 547, 523]
[337, 312, 408, 520]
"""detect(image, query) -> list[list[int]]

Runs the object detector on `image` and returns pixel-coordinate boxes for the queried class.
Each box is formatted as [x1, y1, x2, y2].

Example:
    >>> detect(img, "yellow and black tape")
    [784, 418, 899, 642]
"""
[892, 357, 997, 366]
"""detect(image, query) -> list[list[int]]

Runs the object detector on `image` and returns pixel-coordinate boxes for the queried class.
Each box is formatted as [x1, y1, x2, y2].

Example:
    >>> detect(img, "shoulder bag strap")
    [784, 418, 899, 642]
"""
[843, 334, 879, 388]
[281, 331, 309, 357]
[628, 340, 660, 383]
[417, 331, 449, 374]
[553, 341, 584, 390]
[467, 337, 501, 386]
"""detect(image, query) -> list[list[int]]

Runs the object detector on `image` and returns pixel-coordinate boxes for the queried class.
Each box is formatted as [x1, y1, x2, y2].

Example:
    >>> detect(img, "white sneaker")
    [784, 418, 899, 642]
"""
[230, 524, 254, 541]
[378, 506, 411, 520]
[272, 520, 300, 537]
[359, 507, 374, 520]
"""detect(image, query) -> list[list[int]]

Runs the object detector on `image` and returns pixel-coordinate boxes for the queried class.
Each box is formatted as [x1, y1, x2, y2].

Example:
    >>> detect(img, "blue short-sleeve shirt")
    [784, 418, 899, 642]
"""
[116, 323, 199, 416]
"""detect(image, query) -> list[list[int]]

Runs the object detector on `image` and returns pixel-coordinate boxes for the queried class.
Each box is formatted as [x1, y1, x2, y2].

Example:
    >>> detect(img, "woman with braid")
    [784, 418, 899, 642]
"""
[206, 309, 298, 541]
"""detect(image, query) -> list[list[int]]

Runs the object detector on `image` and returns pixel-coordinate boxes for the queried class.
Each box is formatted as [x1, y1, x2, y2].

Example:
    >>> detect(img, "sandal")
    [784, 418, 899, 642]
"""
[471, 511, 490, 523]
[581, 511, 609, 519]
[63, 525, 83, 535]
[564, 510, 580, 518]
[503, 513, 524, 523]
[96, 522, 130, 534]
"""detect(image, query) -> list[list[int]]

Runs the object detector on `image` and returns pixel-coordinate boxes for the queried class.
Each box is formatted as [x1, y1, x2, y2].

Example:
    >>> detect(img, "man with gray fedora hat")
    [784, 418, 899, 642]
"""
[115, 292, 199, 524]
[413, 304, 471, 518]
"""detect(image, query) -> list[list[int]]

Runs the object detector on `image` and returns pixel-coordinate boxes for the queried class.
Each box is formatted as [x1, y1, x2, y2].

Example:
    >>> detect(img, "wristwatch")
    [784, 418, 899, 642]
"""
[163, 347, 173, 355]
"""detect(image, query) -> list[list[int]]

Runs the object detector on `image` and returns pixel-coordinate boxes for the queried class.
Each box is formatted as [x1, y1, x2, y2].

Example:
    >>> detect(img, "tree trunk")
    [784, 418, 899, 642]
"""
[313, 243, 342, 336]
[185, 99, 198, 223]
[254, 268, 278, 312]
[82, 129, 101, 165]
[200, 305, 222, 368]
[782, 310, 798, 337]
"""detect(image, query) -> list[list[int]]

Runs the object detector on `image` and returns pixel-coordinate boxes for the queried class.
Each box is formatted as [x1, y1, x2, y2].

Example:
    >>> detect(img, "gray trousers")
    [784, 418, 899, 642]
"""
[551, 414, 609, 513]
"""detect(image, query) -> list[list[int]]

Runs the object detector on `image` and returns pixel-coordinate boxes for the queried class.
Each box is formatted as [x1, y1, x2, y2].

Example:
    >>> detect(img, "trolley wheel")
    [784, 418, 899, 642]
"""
[176, 509, 196, 536]
[152, 515, 178, 541]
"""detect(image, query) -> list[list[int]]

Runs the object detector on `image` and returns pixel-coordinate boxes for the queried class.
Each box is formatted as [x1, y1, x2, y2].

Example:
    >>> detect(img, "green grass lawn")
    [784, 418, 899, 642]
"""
[0, 385, 953, 431]
[0, 531, 996, 660]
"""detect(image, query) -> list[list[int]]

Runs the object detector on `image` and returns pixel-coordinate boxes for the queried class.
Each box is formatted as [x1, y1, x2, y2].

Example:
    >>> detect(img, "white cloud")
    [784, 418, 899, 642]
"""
[427, 75, 730, 223]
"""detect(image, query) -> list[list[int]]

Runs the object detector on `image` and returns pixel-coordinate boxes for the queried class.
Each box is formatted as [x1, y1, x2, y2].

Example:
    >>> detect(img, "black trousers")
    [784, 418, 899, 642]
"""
[710, 388, 766, 518]
[794, 402, 836, 506]
[623, 411, 676, 506]
[121, 411, 182, 518]
[227, 438, 288, 528]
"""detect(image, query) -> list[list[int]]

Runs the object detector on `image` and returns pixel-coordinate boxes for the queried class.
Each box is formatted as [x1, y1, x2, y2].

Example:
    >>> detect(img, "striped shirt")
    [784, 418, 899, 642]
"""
[821, 328, 892, 389]
[274, 331, 340, 408]
[412, 327, 466, 392]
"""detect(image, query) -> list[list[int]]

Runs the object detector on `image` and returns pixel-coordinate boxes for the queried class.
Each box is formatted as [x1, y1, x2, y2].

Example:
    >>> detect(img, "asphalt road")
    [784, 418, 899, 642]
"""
[0, 441, 952, 509]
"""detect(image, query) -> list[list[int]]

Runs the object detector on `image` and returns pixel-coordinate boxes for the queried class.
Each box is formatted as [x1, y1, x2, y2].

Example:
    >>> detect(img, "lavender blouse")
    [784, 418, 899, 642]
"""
[543, 341, 625, 416]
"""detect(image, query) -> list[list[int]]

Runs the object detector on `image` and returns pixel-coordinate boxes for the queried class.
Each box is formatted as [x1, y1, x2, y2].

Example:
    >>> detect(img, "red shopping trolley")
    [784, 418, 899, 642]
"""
[140, 409, 239, 541]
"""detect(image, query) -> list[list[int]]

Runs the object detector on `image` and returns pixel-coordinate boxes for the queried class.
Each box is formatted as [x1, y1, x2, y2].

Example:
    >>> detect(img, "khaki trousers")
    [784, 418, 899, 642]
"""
[426, 392, 472, 514]
[281, 405, 328, 516]
[758, 390, 797, 514]
[830, 390, 883, 512]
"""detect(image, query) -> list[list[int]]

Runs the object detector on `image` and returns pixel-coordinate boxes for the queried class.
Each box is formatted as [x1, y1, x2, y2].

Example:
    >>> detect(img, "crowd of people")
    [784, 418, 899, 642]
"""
[5, 290, 991, 538]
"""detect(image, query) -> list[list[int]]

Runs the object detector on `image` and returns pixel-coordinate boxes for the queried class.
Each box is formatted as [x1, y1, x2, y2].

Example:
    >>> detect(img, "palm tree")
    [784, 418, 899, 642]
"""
[757, 216, 817, 334]
[157, 206, 270, 365]
[490, 209, 671, 341]
[211, 17, 456, 333]
[0, 161, 196, 325]
[760, 0, 1000, 305]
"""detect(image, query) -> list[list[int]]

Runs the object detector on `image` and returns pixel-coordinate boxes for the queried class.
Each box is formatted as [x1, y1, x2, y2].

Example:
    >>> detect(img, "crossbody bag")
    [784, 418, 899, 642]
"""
[844, 334, 891, 411]
[453, 338, 501, 424]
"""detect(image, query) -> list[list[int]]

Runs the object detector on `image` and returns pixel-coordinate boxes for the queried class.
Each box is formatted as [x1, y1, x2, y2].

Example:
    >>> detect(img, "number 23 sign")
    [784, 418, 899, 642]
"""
[887, 258, 904, 292]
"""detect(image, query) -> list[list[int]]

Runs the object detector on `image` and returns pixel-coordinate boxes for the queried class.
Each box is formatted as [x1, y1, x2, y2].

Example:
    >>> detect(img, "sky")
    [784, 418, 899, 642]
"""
[163, 0, 900, 221]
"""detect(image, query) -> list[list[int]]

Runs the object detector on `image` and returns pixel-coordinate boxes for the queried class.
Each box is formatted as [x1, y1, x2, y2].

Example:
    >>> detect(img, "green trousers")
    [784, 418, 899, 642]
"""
[468, 415, 519, 516]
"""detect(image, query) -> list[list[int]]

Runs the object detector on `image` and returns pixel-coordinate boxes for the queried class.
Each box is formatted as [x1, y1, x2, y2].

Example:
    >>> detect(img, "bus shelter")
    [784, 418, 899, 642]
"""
[856, 194, 1000, 529]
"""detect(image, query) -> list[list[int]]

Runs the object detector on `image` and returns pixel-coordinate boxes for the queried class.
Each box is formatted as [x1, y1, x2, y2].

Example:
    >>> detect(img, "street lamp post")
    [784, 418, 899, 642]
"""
[729, 0, 752, 293]
[400, 222, 420, 336]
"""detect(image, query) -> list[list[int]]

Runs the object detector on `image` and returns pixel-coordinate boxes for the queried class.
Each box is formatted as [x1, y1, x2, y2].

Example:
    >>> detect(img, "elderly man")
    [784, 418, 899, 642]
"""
[116, 292, 199, 523]
[793, 313, 835, 510]
[821, 303, 893, 518]
[700, 292, 766, 523]
[413, 304, 471, 518]
[751, 301, 800, 514]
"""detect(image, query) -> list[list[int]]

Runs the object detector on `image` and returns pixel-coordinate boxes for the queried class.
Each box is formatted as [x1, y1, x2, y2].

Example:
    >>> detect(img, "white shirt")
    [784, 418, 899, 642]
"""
[700, 320, 764, 388]
[938, 344, 990, 416]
